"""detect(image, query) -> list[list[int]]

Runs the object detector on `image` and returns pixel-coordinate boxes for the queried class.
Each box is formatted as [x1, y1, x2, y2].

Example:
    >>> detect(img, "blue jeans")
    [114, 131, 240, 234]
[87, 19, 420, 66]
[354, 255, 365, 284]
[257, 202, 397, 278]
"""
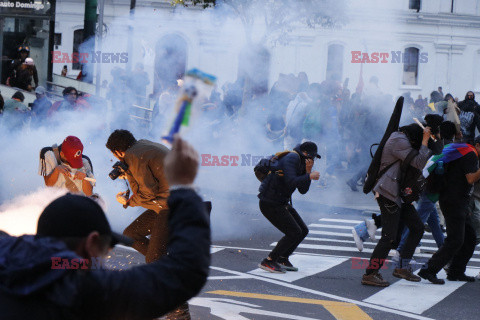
[397, 194, 445, 253]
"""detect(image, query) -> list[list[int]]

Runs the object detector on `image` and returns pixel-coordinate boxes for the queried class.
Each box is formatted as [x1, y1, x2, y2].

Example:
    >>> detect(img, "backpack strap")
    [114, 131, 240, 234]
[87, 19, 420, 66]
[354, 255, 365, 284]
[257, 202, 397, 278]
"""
[82, 155, 94, 174]
[52, 144, 62, 166]
[399, 149, 419, 184]
[39, 146, 54, 176]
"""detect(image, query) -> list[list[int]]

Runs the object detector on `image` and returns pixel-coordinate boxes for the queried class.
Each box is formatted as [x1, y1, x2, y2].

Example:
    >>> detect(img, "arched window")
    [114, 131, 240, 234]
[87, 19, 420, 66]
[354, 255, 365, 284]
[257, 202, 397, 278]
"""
[154, 34, 187, 94]
[238, 45, 271, 97]
[72, 29, 83, 70]
[326, 44, 344, 82]
[402, 47, 419, 86]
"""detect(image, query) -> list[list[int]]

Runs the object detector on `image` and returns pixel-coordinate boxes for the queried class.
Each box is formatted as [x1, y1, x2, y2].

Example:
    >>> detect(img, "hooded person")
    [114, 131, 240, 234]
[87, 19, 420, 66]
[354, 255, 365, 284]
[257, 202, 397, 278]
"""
[361, 122, 433, 287]
[457, 91, 480, 144]
[257, 141, 321, 273]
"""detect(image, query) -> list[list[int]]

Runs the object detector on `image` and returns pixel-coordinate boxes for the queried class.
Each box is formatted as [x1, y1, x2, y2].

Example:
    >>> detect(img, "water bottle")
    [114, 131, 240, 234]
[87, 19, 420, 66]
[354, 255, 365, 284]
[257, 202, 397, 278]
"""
[435, 161, 444, 175]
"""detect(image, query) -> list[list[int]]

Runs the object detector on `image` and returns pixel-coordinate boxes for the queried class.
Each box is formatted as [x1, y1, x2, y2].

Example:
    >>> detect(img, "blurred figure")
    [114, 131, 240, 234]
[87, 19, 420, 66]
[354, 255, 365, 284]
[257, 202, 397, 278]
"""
[8, 45, 38, 89]
[61, 65, 68, 77]
[1, 91, 29, 130]
[47, 87, 90, 116]
[438, 86, 444, 99]
[129, 62, 150, 106]
[457, 91, 480, 144]
[31, 86, 52, 120]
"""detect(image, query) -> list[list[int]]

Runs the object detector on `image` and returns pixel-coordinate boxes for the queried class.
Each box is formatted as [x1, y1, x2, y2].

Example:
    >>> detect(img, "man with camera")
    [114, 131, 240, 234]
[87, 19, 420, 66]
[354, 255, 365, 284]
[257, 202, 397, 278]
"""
[106, 129, 170, 263]
[107, 129, 194, 319]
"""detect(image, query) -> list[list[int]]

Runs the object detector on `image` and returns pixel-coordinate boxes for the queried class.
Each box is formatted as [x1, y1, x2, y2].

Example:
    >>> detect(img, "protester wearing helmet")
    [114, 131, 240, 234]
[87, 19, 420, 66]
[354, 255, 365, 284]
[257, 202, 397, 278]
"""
[8, 45, 39, 90]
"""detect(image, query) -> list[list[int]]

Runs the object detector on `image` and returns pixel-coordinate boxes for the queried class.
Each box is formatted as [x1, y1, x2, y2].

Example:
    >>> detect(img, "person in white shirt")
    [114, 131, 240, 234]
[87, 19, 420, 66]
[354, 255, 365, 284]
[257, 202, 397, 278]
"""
[39, 136, 95, 196]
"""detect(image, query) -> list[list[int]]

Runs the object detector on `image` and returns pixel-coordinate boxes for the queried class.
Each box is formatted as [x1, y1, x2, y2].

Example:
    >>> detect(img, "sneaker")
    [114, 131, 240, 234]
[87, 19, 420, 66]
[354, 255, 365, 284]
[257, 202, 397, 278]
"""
[361, 272, 390, 287]
[447, 273, 476, 282]
[278, 257, 298, 272]
[352, 228, 364, 252]
[418, 269, 445, 284]
[346, 179, 358, 192]
[414, 247, 421, 254]
[365, 218, 377, 241]
[393, 268, 421, 282]
[259, 258, 286, 274]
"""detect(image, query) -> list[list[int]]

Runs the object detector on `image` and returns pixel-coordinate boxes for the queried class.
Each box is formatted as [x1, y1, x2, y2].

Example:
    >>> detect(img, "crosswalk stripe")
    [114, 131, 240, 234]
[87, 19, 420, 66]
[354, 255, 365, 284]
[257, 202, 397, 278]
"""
[319, 218, 363, 224]
[310, 223, 358, 230]
[249, 254, 348, 282]
[363, 268, 478, 314]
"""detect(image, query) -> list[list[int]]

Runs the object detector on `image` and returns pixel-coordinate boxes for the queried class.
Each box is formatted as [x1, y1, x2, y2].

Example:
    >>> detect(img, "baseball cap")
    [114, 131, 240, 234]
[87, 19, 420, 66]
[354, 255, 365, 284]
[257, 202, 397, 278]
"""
[35, 86, 46, 95]
[300, 141, 321, 159]
[62, 136, 84, 169]
[37, 193, 133, 248]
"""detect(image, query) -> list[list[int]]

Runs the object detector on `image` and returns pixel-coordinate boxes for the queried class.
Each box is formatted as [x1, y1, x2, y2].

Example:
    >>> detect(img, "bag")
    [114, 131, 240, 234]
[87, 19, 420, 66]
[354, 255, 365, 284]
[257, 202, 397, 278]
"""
[364, 97, 404, 194]
[399, 150, 425, 204]
[254, 151, 293, 182]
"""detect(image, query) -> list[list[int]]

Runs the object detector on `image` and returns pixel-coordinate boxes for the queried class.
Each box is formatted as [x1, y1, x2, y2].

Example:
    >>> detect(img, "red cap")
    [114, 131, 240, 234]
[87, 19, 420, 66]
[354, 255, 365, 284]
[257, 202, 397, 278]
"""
[62, 136, 84, 169]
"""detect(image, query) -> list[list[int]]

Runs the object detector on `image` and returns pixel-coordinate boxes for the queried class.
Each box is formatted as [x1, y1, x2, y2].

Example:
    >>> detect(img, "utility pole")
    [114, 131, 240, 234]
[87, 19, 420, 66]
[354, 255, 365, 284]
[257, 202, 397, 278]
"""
[83, 0, 98, 83]
[95, 0, 105, 95]
[126, 0, 136, 73]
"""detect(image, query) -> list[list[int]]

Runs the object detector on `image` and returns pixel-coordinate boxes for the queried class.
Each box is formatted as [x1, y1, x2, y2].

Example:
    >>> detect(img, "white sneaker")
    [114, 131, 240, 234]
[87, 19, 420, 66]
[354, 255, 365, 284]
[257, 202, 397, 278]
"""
[352, 228, 364, 252]
[365, 218, 377, 241]
[388, 249, 398, 257]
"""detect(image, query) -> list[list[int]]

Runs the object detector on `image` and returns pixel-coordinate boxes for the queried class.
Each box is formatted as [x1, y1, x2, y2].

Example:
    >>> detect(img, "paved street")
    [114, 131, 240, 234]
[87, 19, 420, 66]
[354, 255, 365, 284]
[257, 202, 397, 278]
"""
[108, 182, 480, 320]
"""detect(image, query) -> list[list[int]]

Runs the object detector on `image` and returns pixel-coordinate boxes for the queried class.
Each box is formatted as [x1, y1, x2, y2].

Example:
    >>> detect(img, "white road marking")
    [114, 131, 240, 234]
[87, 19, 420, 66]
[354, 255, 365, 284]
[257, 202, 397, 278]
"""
[248, 254, 348, 282]
[189, 297, 322, 320]
[211, 266, 435, 320]
[211, 247, 225, 254]
[319, 218, 363, 224]
[363, 268, 478, 314]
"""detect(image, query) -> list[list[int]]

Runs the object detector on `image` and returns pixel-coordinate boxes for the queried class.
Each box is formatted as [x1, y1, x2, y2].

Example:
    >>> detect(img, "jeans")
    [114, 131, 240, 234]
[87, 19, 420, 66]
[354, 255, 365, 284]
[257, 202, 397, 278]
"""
[425, 200, 477, 275]
[397, 194, 445, 253]
[366, 195, 424, 274]
[260, 200, 309, 261]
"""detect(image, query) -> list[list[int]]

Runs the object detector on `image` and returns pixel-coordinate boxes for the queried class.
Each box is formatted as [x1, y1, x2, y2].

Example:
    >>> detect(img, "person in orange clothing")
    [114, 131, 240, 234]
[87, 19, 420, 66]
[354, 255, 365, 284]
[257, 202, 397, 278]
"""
[47, 87, 90, 116]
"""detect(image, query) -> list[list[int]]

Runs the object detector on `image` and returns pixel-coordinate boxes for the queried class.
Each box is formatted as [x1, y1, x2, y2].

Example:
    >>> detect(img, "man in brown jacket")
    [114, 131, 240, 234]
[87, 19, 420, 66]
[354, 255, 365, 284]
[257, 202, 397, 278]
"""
[107, 129, 170, 263]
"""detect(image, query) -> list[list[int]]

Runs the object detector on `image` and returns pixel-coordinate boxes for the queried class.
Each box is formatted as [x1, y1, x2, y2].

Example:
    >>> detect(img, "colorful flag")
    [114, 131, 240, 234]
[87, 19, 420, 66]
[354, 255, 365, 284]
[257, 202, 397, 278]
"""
[423, 143, 477, 178]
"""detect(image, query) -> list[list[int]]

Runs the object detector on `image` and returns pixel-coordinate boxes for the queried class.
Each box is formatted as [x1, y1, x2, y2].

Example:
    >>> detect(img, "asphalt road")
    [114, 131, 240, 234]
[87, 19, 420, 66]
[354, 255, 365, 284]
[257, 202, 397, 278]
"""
[108, 183, 480, 320]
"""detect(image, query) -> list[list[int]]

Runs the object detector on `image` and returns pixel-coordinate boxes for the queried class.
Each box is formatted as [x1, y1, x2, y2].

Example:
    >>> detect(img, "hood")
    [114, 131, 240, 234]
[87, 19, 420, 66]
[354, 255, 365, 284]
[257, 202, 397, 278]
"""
[465, 92, 475, 101]
[0, 235, 78, 297]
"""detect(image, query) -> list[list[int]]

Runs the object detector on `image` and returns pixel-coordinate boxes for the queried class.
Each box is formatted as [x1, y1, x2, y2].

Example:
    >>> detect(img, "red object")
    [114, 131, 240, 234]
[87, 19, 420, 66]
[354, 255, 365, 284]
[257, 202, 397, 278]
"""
[62, 136, 84, 168]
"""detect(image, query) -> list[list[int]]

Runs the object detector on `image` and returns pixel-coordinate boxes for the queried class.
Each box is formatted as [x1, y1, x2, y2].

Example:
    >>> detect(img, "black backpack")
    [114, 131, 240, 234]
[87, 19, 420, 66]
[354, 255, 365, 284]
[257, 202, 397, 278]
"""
[399, 150, 425, 204]
[254, 151, 294, 182]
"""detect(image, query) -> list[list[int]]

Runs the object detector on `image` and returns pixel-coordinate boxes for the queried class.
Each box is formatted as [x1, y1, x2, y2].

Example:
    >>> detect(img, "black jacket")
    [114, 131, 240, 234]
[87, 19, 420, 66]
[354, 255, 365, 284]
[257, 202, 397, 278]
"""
[258, 146, 311, 205]
[0, 189, 210, 320]
[458, 92, 480, 144]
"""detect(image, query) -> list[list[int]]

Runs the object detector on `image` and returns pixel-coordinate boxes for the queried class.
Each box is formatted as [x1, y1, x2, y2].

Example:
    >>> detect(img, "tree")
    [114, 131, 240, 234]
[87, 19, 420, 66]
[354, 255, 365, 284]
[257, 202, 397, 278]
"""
[172, 0, 347, 45]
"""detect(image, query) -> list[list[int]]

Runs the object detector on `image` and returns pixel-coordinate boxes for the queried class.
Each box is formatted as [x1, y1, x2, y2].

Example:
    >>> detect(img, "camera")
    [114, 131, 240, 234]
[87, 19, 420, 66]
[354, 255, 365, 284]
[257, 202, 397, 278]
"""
[109, 161, 129, 180]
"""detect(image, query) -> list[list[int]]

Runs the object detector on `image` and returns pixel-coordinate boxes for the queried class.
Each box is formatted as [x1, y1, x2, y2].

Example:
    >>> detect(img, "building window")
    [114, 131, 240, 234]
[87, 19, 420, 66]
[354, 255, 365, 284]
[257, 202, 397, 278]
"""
[402, 47, 419, 86]
[409, 0, 421, 11]
[72, 29, 83, 70]
[326, 44, 344, 82]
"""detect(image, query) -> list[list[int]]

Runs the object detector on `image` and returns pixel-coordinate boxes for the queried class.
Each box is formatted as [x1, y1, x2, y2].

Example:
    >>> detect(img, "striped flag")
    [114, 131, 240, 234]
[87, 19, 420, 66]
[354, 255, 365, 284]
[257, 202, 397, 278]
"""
[423, 143, 477, 178]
